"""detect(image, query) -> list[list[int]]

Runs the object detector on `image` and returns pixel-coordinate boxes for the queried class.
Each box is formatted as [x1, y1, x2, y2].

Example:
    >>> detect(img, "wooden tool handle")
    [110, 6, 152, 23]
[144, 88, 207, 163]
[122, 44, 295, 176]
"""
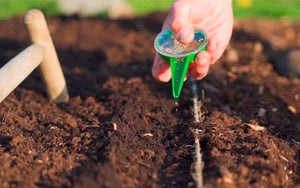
[0, 45, 43, 103]
[24, 9, 69, 103]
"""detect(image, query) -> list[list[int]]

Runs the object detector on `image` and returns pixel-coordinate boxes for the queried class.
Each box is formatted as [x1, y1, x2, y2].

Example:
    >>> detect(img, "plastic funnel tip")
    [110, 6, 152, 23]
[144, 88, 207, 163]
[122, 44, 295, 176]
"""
[170, 56, 193, 98]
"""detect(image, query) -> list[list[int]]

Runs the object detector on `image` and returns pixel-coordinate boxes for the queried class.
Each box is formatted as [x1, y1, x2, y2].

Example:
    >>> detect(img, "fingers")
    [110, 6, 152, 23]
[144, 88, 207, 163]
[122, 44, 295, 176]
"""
[156, 38, 227, 81]
[152, 53, 171, 82]
[207, 38, 227, 64]
[189, 38, 228, 80]
[168, 1, 194, 43]
[189, 51, 211, 80]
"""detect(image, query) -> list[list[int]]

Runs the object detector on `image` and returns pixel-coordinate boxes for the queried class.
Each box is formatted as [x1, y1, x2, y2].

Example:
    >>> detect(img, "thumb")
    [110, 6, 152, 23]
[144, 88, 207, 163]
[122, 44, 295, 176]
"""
[169, 1, 194, 43]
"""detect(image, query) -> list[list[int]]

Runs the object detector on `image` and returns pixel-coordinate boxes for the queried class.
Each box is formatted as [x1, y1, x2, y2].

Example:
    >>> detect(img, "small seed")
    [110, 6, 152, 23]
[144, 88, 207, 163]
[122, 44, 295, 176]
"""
[288, 106, 296, 114]
[36, 159, 43, 164]
[142, 133, 153, 137]
[113, 122, 117, 131]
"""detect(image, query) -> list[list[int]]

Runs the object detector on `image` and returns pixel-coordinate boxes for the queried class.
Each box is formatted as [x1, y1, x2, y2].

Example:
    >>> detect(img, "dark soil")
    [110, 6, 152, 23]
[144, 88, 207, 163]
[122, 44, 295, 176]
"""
[0, 13, 299, 188]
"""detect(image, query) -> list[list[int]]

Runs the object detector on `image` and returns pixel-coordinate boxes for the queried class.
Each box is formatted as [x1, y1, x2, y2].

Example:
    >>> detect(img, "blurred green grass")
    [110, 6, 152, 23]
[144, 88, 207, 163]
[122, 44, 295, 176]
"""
[0, 0, 59, 19]
[0, 0, 300, 20]
[127, 0, 173, 14]
[232, 0, 300, 19]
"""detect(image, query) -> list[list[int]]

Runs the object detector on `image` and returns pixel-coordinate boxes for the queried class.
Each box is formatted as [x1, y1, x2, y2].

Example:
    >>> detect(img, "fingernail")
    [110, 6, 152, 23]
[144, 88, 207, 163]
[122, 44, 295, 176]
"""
[197, 55, 209, 66]
[177, 28, 192, 43]
[196, 52, 210, 66]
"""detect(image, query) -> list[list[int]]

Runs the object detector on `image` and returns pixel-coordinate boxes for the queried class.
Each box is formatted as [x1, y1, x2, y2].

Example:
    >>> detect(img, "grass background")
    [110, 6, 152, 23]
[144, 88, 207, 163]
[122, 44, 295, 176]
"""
[0, 0, 300, 20]
[0, 0, 59, 20]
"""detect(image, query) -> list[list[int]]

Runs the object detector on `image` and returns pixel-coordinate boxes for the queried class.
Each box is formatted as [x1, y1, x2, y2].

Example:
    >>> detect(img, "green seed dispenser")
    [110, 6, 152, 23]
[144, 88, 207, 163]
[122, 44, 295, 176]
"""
[154, 28, 208, 98]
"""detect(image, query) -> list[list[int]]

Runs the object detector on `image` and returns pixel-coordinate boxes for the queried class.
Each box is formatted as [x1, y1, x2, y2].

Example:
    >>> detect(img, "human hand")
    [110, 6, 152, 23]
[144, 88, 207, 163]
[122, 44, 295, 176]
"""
[152, 0, 234, 82]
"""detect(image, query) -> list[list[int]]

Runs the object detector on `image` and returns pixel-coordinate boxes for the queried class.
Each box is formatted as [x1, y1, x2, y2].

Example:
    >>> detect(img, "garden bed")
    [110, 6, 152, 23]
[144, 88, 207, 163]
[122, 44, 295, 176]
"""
[0, 13, 299, 187]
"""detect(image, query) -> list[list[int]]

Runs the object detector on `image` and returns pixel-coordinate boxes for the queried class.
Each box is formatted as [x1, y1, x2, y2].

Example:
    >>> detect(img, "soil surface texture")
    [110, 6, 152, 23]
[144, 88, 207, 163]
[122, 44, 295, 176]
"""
[0, 13, 299, 188]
